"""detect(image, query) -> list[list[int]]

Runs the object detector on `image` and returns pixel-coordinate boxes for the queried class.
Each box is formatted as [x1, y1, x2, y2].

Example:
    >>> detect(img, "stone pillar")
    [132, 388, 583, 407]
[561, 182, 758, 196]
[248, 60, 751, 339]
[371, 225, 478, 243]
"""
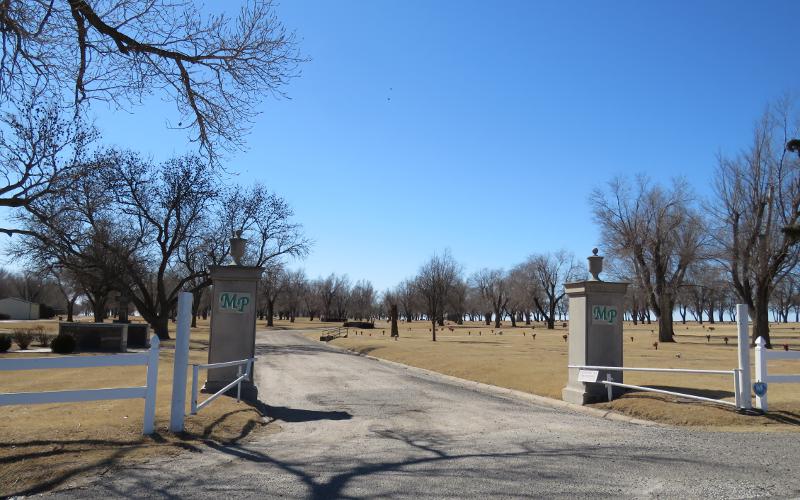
[205, 263, 263, 401]
[562, 249, 628, 405]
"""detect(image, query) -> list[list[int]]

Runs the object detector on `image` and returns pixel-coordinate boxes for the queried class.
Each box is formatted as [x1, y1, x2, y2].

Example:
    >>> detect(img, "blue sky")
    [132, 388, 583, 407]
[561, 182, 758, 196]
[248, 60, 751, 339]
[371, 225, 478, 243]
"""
[7, 1, 799, 291]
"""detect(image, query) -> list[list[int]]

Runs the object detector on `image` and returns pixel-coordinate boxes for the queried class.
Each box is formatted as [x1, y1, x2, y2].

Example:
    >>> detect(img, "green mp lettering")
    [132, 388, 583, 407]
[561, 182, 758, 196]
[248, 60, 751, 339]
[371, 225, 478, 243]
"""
[219, 292, 251, 313]
[592, 305, 617, 325]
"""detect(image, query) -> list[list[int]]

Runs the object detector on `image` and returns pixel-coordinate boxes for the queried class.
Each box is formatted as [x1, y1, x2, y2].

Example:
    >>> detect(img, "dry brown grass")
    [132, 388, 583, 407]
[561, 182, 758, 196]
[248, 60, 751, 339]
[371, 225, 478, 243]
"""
[0, 318, 271, 497]
[292, 319, 800, 431]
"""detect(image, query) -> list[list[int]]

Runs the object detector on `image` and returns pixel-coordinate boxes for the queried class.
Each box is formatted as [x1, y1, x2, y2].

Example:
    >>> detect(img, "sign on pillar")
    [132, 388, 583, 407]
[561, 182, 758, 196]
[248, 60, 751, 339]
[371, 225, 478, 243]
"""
[562, 249, 629, 405]
[204, 232, 264, 401]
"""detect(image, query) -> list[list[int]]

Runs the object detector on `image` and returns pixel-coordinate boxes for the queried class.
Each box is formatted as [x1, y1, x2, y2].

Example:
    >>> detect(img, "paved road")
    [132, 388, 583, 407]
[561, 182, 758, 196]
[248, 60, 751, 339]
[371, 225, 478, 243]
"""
[53, 330, 800, 498]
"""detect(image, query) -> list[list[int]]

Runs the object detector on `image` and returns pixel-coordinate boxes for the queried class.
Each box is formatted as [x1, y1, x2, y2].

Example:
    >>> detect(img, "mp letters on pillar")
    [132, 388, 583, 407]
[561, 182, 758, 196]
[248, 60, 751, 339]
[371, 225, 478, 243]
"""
[591, 305, 617, 325]
[220, 292, 251, 313]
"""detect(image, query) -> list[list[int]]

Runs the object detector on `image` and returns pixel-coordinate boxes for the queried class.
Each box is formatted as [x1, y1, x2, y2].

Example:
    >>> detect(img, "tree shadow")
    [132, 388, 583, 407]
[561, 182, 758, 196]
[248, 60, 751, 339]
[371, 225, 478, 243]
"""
[762, 410, 800, 426]
[638, 385, 736, 400]
[250, 401, 352, 424]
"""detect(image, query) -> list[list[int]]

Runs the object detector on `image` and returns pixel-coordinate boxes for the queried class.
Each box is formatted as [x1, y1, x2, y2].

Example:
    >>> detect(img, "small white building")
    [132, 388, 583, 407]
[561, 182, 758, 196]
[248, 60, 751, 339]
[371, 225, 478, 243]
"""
[0, 297, 40, 320]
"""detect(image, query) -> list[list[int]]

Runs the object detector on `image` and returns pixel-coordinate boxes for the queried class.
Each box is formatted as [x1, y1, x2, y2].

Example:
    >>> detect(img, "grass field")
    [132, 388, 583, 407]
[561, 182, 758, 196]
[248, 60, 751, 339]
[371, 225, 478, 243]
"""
[296, 318, 800, 431]
[0, 317, 271, 497]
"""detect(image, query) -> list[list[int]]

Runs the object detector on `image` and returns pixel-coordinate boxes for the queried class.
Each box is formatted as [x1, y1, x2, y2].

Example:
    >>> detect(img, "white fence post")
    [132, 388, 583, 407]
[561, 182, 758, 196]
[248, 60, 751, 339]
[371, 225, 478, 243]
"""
[736, 304, 752, 410]
[170, 292, 193, 433]
[143, 335, 160, 435]
[754, 336, 767, 411]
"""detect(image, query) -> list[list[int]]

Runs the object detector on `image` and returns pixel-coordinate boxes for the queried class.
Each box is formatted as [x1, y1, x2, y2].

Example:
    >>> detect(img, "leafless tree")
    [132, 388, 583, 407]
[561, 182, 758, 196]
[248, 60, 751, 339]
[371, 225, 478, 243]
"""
[349, 280, 376, 321]
[280, 268, 306, 322]
[0, 99, 93, 236]
[317, 273, 348, 321]
[395, 279, 418, 322]
[413, 250, 462, 341]
[470, 268, 509, 328]
[507, 262, 539, 326]
[261, 262, 286, 327]
[221, 184, 310, 268]
[523, 251, 578, 329]
[0, 1, 304, 158]
[591, 176, 706, 342]
[709, 99, 800, 346]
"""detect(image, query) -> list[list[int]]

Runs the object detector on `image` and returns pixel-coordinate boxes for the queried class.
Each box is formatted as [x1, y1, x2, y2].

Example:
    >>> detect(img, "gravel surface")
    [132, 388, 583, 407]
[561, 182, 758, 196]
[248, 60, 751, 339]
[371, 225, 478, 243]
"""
[49, 329, 800, 499]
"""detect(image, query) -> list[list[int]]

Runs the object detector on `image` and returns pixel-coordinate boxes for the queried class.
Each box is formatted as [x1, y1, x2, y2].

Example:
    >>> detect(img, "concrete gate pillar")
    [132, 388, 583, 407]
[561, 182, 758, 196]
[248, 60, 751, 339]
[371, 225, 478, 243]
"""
[562, 249, 628, 405]
[204, 233, 263, 401]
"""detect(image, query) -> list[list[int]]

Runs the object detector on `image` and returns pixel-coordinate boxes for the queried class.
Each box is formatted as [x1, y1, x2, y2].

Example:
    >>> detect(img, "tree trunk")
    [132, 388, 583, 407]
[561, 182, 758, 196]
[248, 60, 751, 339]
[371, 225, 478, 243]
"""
[92, 301, 105, 323]
[152, 314, 170, 340]
[431, 320, 437, 341]
[267, 299, 275, 327]
[753, 290, 772, 347]
[509, 313, 517, 327]
[66, 298, 77, 322]
[494, 311, 501, 328]
[657, 295, 675, 342]
[484, 312, 491, 325]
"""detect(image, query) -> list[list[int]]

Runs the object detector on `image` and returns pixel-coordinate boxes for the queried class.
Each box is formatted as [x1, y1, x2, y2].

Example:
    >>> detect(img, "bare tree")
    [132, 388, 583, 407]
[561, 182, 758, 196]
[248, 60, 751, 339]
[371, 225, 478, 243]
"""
[710, 100, 800, 346]
[0, 1, 304, 158]
[506, 264, 535, 327]
[261, 262, 286, 327]
[591, 176, 706, 342]
[395, 279, 418, 322]
[281, 268, 306, 322]
[349, 280, 376, 321]
[470, 268, 509, 328]
[413, 250, 461, 341]
[317, 273, 348, 321]
[222, 184, 310, 268]
[523, 251, 578, 329]
[0, 100, 93, 236]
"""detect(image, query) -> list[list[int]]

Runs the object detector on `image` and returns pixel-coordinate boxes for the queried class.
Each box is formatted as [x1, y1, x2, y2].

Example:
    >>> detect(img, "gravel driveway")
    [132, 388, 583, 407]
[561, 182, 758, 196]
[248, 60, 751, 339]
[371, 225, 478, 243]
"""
[50, 329, 800, 498]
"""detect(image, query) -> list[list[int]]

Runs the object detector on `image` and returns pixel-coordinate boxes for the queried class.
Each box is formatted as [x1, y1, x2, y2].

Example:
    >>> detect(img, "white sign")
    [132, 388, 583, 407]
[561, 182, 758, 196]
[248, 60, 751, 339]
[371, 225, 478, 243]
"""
[591, 305, 618, 325]
[578, 369, 599, 383]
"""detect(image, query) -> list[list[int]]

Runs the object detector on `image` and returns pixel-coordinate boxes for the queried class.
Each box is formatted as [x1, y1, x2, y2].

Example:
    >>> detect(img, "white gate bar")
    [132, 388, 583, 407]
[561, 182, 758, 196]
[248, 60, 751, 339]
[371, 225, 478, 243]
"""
[0, 353, 150, 370]
[569, 365, 736, 375]
[602, 380, 737, 408]
[761, 351, 800, 360]
[762, 375, 800, 383]
[0, 387, 146, 405]
[190, 358, 253, 415]
[194, 359, 253, 370]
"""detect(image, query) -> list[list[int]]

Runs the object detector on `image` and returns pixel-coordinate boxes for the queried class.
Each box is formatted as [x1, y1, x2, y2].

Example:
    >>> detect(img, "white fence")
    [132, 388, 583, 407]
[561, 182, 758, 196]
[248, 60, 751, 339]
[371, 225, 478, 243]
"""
[190, 358, 253, 415]
[755, 336, 800, 412]
[0, 336, 160, 435]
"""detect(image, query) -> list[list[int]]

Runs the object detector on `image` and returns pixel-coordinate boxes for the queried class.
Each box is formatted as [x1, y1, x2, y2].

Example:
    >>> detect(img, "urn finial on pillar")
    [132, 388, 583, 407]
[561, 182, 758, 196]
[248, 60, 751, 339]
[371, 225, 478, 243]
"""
[230, 230, 246, 266]
[588, 247, 603, 281]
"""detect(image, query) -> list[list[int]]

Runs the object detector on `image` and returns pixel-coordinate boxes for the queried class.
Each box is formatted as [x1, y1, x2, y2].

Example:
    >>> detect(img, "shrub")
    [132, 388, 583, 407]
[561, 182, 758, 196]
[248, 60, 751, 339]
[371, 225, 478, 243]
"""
[33, 326, 50, 347]
[51, 334, 76, 354]
[0, 334, 11, 352]
[12, 329, 34, 350]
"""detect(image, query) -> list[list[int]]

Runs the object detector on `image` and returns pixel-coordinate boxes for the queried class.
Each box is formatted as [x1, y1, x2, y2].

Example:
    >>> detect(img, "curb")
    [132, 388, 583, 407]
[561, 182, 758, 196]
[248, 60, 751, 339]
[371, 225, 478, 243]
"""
[315, 336, 663, 428]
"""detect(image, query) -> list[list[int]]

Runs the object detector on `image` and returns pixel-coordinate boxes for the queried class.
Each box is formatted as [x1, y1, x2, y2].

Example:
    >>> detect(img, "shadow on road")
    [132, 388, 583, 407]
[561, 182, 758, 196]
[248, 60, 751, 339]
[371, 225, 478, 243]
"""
[254, 402, 352, 424]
